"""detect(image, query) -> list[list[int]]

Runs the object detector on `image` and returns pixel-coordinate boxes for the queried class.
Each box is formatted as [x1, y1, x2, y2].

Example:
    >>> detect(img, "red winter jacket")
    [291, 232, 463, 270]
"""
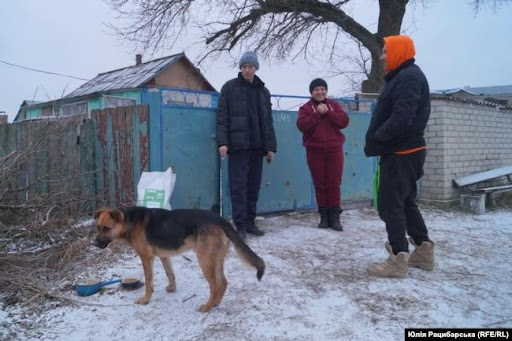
[297, 98, 350, 151]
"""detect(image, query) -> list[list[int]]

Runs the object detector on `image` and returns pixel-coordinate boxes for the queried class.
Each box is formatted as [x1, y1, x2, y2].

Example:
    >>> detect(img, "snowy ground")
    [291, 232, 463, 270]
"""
[2, 206, 512, 340]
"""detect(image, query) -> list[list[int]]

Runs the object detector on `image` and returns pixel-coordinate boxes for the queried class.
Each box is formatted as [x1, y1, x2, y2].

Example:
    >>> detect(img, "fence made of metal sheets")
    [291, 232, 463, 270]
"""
[91, 105, 149, 208]
[1, 89, 374, 218]
[143, 87, 375, 217]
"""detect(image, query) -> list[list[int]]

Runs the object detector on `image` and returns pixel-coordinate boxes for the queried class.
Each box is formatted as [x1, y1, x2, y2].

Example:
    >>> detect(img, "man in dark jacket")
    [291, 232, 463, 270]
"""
[216, 51, 277, 240]
[365, 35, 435, 278]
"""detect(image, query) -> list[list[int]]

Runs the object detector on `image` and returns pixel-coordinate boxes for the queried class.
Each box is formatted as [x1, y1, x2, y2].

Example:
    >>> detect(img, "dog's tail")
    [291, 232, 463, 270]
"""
[220, 220, 265, 280]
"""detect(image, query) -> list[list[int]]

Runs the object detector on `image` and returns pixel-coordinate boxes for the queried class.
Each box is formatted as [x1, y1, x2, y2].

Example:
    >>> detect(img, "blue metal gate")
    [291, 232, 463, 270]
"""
[220, 98, 376, 217]
[143, 87, 375, 216]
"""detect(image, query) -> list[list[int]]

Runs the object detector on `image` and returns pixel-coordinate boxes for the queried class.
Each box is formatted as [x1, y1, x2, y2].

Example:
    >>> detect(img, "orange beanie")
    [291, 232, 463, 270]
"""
[383, 35, 416, 74]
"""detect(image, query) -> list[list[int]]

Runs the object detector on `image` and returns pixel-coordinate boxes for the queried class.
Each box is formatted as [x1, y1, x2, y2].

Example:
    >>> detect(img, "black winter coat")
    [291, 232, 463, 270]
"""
[216, 73, 277, 154]
[364, 59, 430, 156]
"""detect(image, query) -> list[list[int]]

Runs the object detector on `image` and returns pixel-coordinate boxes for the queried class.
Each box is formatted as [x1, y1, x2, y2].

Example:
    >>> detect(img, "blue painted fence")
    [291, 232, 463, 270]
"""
[142, 87, 375, 217]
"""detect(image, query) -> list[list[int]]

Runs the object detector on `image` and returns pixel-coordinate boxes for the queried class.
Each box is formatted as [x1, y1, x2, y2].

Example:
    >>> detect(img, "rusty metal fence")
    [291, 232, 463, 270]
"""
[0, 105, 149, 214]
[90, 105, 149, 209]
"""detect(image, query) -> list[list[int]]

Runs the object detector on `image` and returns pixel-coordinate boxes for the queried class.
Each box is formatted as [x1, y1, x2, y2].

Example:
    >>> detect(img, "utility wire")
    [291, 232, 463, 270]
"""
[0, 59, 89, 81]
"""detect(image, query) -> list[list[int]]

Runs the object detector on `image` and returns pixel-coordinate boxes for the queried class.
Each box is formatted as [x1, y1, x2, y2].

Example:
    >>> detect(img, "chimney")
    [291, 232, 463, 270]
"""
[136, 54, 142, 66]
[0, 111, 7, 125]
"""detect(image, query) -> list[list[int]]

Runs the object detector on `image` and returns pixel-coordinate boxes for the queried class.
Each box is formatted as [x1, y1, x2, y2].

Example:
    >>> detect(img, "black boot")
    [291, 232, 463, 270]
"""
[318, 207, 329, 229]
[236, 224, 247, 240]
[328, 207, 343, 231]
[246, 221, 265, 236]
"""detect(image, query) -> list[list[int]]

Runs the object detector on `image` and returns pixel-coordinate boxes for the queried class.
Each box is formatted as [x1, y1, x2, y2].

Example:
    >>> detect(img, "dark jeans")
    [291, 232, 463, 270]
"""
[378, 150, 430, 254]
[228, 149, 263, 226]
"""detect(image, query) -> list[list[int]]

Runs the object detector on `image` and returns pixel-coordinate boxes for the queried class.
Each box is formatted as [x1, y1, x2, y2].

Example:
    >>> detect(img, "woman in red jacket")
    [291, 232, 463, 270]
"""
[297, 79, 350, 231]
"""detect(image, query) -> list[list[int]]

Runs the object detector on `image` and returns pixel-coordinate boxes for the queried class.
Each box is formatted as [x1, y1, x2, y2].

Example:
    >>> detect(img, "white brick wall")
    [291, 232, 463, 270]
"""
[421, 98, 512, 203]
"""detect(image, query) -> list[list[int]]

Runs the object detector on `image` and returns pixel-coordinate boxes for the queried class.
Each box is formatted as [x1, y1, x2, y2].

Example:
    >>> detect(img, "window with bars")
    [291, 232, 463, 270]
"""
[104, 96, 136, 109]
[61, 102, 88, 116]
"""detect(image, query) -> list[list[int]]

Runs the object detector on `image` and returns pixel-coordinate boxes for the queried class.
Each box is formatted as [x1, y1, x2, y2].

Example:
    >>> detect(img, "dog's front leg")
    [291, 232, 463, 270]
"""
[137, 256, 154, 305]
[160, 257, 176, 292]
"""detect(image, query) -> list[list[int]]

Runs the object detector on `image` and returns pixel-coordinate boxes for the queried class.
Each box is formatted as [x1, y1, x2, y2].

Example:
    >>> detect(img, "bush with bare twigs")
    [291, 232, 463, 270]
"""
[0, 118, 104, 308]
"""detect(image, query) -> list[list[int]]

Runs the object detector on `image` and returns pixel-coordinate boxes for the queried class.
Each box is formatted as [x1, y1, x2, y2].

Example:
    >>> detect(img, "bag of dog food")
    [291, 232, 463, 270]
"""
[137, 167, 176, 210]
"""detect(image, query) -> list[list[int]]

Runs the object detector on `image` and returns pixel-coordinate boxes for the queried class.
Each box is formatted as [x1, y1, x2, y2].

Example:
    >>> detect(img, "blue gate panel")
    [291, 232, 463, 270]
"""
[221, 110, 375, 217]
[221, 110, 315, 217]
[143, 88, 375, 217]
[341, 112, 376, 201]
[161, 107, 219, 210]
[257, 110, 316, 212]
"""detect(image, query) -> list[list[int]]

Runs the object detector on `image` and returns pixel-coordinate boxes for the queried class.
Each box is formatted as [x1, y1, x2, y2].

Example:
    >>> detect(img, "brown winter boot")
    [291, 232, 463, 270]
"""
[408, 237, 435, 271]
[367, 243, 409, 278]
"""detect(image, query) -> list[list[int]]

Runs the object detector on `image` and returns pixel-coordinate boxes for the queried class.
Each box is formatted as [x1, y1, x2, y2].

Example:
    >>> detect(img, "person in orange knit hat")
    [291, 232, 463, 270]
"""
[364, 35, 435, 278]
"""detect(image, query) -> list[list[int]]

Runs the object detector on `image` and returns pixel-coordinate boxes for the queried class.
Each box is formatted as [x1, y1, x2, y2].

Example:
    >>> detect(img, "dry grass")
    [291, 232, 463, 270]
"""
[0, 219, 100, 307]
[0, 118, 109, 309]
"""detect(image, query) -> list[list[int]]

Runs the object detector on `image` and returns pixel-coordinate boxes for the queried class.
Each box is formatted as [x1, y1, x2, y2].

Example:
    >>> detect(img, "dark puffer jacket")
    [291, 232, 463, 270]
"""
[216, 73, 277, 154]
[364, 59, 430, 156]
[297, 98, 349, 151]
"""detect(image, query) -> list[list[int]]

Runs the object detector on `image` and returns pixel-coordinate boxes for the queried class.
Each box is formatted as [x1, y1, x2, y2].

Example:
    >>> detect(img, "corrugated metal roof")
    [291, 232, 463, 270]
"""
[66, 53, 184, 98]
[433, 85, 512, 96]
[465, 85, 512, 95]
[431, 94, 512, 109]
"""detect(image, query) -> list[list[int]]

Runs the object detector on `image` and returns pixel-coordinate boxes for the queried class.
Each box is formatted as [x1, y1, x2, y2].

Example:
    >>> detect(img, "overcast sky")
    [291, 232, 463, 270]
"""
[1, 0, 511, 122]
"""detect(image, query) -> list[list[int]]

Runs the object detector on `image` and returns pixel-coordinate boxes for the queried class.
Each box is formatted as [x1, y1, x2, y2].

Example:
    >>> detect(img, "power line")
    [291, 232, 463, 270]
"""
[0, 59, 89, 81]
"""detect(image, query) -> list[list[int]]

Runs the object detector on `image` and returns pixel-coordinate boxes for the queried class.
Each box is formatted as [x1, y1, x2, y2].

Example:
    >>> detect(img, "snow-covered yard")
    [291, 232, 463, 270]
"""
[2, 206, 512, 340]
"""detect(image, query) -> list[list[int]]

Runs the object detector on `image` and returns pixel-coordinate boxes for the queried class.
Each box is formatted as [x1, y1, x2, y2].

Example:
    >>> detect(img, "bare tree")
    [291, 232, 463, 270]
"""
[107, 0, 510, 93]
[471, 0, 512, 11]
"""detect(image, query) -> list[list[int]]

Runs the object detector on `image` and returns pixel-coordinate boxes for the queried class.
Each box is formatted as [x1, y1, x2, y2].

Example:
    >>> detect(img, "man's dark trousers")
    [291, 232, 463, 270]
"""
[377, 149, 429, 254]
[228, 149, 263, 226]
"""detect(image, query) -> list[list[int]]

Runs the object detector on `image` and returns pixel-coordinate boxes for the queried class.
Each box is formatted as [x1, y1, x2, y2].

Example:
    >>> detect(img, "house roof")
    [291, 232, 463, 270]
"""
[14, 100, 42, 122]
[20, 100, 42, 106]
[66, 52, 214, 98]
[433, 85, 512, 96]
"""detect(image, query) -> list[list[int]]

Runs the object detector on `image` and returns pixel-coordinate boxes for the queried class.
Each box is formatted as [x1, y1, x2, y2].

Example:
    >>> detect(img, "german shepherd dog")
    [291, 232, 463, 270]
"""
[93, 206, 265, 312]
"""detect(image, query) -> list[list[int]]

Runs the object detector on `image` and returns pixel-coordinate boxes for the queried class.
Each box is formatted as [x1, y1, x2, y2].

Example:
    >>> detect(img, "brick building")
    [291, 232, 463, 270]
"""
[421, 96, 512, 206]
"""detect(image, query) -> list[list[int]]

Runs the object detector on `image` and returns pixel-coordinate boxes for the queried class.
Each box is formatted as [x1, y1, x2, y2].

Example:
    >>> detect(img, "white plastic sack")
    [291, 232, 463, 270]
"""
[137, 167, 176, 210]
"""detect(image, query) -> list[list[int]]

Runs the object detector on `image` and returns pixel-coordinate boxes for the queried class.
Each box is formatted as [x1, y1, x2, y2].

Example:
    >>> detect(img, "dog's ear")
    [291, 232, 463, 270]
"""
[94, 208, 108, 220]
[109, 209, 124, 223]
